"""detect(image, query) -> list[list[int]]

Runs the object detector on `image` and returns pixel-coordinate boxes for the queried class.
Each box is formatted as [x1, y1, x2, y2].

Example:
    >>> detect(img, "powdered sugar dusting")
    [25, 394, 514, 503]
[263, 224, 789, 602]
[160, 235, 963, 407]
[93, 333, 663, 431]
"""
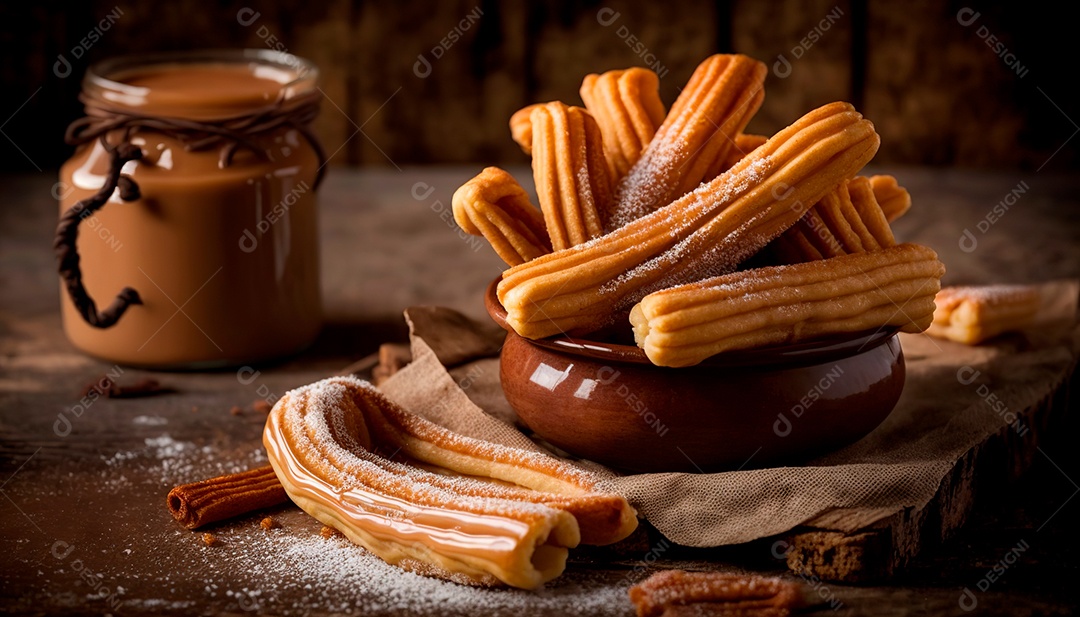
[125, 525, 634, 616]
[279, 383, 563, 520]
[598, 157, 772, 301]
[940, 284, 1040, 306]
[101, 434, 267, 489]
[608, 137, 692, 229]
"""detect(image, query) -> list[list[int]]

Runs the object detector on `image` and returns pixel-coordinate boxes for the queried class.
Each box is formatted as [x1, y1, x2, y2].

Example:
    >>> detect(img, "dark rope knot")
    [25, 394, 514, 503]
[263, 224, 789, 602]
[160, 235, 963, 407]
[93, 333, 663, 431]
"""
[55, 137, 146, 328]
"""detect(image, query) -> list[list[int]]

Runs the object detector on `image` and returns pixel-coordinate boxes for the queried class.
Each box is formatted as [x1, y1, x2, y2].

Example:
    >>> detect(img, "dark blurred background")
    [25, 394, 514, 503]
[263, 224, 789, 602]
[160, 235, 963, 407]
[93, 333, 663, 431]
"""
[2, 0, 1074, 172]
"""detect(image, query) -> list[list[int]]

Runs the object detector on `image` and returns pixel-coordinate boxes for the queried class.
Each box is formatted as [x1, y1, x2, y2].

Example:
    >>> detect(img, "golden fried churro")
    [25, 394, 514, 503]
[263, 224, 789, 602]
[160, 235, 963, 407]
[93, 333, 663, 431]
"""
[769, 176, 895, 264]
[868, 174, 911, 222]
[579, 68, 666, 181]
[530, 102, 613, 250]
[630, 243, 944, 367]
[452, 167, 551, 266]
[497, 101, 881, 340]
[927, 284, 1042, 344]
[264, 377, 637, 589]
[629, 570, 804, 617]
[608, 54, 767, 229]
[509, 103, 542, 155]
[717, 133, 769, 173]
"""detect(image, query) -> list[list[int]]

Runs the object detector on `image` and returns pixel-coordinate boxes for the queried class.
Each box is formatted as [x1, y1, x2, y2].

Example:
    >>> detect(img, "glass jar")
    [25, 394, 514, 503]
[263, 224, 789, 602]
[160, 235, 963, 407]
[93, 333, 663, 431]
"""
[57, 49, 323, 368]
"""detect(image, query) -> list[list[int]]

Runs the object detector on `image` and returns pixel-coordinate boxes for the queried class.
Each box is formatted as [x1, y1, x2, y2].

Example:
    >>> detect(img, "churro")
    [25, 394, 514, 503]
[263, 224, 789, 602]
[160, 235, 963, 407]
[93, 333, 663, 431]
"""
[630, 243, 944, 367]
[497, 101, 881, 340]
[579, 68, 666, 181]
[452, 167, 551, 266]
[769, 176, 895, 264]
[509, 103, 542, 155]
[717, 133, 769, 174]
[530, 103, 613, 250]
[868, 174, 911, 222]
[608, 54, 767, 229]
[927, 284, 1042, 344]
[629, 570, 804, 617]
[263, 377, 637, 589]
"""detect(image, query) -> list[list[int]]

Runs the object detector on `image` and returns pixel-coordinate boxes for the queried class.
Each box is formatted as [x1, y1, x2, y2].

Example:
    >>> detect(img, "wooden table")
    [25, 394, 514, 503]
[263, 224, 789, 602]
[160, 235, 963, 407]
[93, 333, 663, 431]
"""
[2, 167, 1078, 615]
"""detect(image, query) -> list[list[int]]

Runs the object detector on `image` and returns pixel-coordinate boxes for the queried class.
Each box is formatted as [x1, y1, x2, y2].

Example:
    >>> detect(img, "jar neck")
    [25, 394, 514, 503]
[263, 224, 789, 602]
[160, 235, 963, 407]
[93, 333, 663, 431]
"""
[82, 49, 319, 121]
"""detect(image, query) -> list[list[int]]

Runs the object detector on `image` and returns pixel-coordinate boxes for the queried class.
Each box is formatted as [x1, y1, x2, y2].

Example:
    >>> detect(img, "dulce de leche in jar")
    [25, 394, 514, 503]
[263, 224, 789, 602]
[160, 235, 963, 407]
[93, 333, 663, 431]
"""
[57, 50, 323, 368]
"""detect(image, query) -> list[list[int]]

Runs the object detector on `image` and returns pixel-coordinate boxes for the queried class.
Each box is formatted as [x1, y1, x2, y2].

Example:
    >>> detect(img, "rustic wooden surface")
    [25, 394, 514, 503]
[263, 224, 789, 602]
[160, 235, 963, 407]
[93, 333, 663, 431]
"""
[2, 1, 1076, 171]
[1, 167, 1079, 615]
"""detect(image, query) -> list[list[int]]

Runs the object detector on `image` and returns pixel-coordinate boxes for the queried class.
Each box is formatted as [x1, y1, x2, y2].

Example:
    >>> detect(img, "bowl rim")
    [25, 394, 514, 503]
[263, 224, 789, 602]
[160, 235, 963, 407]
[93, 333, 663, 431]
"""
[485, 276, 901, 368]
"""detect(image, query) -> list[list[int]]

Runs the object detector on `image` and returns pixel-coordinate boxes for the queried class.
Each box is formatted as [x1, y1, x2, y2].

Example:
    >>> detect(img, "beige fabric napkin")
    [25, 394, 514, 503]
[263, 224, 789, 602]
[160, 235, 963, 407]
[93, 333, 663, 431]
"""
[380, 281, 1079, 546]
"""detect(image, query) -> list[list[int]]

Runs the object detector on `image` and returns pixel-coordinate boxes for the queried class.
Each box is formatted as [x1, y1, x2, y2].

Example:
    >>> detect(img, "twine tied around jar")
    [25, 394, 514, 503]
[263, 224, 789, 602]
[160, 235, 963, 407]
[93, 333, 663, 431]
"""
[55, 89, 326, 329]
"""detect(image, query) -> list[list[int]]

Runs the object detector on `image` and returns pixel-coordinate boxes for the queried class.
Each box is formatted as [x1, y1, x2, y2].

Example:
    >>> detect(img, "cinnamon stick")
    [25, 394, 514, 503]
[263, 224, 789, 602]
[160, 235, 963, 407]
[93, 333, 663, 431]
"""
[629, 570, 804, 617]
[167, 466, 288, 529]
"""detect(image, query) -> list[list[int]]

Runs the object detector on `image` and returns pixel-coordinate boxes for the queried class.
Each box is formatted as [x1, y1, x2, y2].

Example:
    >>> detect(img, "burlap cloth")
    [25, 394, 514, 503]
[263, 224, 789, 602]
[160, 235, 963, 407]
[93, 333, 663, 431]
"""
[380, 281, 1080, 547]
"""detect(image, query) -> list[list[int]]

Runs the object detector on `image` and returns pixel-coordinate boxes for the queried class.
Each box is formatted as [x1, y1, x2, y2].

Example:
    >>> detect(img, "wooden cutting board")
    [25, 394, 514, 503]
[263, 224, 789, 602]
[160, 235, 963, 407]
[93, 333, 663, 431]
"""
[782, 368, 1075, 582]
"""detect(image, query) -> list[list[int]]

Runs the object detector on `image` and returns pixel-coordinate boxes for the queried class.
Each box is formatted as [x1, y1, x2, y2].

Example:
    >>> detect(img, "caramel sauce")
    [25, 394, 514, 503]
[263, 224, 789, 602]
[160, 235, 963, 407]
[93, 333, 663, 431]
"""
[250, 377, 606, 588]
[107, 63, 295, 119]
[262, 411, 540, 575]
[60, 60, 320, 368]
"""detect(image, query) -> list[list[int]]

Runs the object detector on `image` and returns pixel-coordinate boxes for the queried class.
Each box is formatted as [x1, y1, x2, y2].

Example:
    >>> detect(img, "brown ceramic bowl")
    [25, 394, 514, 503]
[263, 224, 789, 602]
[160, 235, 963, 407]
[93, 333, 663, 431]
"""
[485, 279, 905, 473]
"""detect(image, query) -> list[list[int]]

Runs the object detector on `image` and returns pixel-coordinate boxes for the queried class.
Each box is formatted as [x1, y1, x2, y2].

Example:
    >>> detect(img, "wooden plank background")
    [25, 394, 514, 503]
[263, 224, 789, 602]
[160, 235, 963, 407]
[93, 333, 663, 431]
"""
[1, 0, 1073, 172]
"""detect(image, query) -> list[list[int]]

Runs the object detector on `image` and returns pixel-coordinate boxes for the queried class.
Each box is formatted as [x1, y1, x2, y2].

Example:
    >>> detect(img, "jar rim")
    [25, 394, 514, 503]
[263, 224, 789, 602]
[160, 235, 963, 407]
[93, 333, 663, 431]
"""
[83, 49, 319, 115]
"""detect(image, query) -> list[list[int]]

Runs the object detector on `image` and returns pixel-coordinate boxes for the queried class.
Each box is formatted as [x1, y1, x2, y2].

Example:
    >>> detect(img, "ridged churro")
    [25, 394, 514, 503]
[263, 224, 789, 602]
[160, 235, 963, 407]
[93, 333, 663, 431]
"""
[579, 68, 666, 182]
[927, 284, 1042, 344]
[769, 176, 895, 264]
[264, 377, 637, 589]
[607, 54, 767, 229]
[717, 133, 769, 174]
[509, 103, 542, 155]
[630, 243, 944, 367]
[530, 102, 613, 250]
[868, 174, 911, 222]
[629, 570, 804, 617]
[452, 167, 551, 266]
[497, 101, 881, 340]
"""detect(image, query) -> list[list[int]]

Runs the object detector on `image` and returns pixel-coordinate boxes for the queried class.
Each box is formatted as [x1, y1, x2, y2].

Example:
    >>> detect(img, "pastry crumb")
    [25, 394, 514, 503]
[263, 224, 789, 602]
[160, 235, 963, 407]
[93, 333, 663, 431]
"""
[252, 400, 272, 414]
[202, 533, 219, 547]
[260, 517, 279, 530]
[320, 525, 338, 539]
[229, 405, 243, 416]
